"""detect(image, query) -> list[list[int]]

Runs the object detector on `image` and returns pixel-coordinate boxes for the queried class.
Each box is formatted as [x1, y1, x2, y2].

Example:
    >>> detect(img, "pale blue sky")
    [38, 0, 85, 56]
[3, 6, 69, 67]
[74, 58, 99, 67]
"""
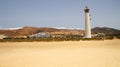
[0, 0, 120, 29]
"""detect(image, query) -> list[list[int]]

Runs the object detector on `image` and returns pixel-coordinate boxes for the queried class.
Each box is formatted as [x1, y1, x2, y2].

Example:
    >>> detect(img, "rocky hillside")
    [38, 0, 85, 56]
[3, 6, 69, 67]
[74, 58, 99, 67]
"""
[91, 27, 120, 35]
[0, 26, 60, 36]
[0, 26, 119, 36]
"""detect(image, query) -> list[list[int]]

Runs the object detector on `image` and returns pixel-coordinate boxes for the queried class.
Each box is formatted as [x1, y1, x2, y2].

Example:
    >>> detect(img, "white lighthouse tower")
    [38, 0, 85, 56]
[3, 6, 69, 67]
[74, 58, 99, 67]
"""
[84, 6, 91, 38]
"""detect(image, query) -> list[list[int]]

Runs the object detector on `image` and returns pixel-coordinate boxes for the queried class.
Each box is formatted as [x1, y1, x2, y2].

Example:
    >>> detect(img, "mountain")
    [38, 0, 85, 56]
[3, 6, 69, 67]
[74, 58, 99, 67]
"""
[0, 26, 119, 36]
[0, 26, 60, 36]
[91, 27, 120, 35]
[0, 27, 22, 30]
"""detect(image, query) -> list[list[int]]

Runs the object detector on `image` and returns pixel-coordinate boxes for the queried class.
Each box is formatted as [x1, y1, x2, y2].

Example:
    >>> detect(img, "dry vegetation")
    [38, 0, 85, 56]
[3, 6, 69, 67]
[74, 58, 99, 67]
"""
[0, 39, 120, 67]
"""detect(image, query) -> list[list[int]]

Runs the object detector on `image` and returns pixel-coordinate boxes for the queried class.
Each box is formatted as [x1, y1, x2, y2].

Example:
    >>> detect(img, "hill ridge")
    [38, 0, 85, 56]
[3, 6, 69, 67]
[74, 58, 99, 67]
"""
[0, 26, 120, 36]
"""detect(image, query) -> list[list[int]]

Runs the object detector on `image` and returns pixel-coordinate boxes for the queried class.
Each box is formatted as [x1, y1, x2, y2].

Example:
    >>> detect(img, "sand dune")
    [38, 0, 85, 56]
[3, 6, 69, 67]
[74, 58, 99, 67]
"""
[0, 39, 120, 67]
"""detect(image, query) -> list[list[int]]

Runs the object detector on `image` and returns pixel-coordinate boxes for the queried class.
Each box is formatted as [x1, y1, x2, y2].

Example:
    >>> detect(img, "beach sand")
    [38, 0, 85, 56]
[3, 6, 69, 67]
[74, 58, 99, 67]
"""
[0, 39, 120, 67]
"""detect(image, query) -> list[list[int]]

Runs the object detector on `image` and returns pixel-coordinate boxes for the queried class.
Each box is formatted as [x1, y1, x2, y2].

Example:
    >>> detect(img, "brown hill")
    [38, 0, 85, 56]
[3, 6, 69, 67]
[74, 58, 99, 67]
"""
[0, 26, 60, 36]
[0, 26, 119, 36]
[91, 27, 120, 35]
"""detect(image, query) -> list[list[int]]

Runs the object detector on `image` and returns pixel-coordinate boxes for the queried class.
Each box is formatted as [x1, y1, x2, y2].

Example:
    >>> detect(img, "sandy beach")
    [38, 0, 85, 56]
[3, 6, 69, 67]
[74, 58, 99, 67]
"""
[0, 39, 120, 67]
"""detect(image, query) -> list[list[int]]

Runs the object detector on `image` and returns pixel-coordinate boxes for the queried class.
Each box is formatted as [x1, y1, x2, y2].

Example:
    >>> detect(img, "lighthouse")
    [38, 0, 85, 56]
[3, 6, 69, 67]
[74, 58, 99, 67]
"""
[84, 6, 91, 38]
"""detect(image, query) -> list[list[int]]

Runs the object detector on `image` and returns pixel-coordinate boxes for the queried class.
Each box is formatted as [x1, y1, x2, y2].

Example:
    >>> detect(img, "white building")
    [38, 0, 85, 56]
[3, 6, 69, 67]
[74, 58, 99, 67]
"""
[30, 32, 50, 38]
[0, 35, 7, 39]
[92, 33, 105, 38]
[84, 6, 92, 38]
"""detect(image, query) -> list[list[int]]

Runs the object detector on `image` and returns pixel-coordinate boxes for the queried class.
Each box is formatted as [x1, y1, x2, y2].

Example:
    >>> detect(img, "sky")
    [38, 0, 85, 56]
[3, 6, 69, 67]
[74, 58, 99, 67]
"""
[0, 0, 120, 29]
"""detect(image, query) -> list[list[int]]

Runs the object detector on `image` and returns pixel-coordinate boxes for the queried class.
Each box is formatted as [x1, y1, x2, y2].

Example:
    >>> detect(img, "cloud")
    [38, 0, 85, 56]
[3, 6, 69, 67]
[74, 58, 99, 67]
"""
[0, 27, 22, 30]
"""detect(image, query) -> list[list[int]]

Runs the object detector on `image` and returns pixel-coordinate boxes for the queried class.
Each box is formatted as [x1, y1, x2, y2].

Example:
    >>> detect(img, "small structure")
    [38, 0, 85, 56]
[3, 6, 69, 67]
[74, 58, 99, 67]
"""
[51, 34, 66, 38]
[0, 35, 7, 39]
[30, 32, 50, 38]
[92, 33, 105, 39]
[13, 36, 27, 39]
